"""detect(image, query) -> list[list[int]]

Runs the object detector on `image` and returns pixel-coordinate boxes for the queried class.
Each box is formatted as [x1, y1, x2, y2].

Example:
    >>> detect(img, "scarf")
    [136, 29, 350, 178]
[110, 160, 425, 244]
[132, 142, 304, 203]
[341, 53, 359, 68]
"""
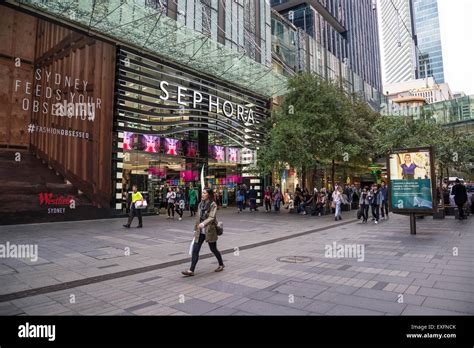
[198, 199, 211, 222]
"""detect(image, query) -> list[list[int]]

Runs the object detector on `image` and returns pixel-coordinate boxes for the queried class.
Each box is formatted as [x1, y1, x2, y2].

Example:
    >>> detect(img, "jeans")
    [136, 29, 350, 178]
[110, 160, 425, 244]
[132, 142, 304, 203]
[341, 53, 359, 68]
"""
[297, 203, 306, 214]
[250, 198, 257, 211]
[274, 199, 281, 211]
[237, 200, 243, 212]
[167, 203, 175, 217]
[361, 204, 369, 221]
[335, 201, 341, 218]
[381, 200, 389, 218]
[372, 204, 380, 221]
[190, 233, 223, 272]
[127, 205, 142, 226]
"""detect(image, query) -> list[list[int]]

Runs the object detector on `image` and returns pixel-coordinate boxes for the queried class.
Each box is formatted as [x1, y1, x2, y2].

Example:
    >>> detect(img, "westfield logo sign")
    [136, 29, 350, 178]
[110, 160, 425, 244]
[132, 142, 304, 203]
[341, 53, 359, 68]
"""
[38, 193, 73, 206]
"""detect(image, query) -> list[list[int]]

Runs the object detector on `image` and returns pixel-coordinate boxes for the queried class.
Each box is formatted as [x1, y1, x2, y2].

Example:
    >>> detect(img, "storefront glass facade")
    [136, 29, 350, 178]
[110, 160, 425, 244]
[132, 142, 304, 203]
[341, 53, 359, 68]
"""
[113, 47, 270, 213]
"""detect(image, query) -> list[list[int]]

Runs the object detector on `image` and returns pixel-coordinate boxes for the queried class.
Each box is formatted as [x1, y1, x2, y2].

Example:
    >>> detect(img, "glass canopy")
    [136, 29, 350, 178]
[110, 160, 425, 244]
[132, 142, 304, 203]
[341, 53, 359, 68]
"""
[12, 0, 288, 97]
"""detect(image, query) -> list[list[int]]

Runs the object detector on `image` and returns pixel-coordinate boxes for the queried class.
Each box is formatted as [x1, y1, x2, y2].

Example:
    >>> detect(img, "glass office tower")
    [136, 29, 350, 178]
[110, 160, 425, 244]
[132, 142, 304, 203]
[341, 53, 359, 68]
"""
[413, 0, 445, 83]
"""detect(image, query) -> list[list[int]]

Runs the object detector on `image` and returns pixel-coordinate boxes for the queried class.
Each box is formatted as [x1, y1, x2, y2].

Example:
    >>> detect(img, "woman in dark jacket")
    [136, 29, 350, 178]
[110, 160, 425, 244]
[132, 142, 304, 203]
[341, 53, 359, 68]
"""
[182, 188, 224, 276]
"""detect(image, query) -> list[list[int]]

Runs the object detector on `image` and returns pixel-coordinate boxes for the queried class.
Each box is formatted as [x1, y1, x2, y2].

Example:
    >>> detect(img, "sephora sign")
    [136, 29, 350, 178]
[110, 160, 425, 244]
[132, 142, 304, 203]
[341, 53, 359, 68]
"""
[157, 80, 256, 125]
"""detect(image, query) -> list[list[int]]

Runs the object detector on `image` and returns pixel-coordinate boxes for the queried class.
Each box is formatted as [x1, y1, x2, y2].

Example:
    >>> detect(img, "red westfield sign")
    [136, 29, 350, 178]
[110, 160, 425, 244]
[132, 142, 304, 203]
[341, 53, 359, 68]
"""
[39, 193, 73, 206]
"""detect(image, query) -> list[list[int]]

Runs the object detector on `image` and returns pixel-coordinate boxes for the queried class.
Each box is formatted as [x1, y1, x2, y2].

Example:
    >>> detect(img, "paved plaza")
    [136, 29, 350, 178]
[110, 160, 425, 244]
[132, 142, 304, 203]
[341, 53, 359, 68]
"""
[0, 208, 472, 316]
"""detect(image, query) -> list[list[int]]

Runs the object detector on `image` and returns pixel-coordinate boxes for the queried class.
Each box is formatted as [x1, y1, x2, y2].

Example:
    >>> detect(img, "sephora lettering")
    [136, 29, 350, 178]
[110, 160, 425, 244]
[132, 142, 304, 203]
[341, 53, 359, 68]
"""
[158, 81, 256, 125]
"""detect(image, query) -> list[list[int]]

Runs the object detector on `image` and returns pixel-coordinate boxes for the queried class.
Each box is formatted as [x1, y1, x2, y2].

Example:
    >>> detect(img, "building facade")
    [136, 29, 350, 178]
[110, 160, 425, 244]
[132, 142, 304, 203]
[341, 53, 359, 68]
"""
[378, 0, 418, 85]
[0, 0, 286, 224]
[412, 0, 445, 83]
[271, 0, 383, 93]
[385, 77, 452, 104]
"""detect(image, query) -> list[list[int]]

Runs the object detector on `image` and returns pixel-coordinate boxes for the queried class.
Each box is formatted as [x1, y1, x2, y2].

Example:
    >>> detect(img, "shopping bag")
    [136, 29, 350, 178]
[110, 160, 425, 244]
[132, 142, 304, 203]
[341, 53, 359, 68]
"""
[135, 200, 148, 209]
[188, 237, 195, 255]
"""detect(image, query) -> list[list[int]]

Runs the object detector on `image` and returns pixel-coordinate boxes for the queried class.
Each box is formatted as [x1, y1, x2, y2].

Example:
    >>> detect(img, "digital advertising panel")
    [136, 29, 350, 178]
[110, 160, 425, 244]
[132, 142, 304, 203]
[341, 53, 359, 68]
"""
[387, 146, 436, 214]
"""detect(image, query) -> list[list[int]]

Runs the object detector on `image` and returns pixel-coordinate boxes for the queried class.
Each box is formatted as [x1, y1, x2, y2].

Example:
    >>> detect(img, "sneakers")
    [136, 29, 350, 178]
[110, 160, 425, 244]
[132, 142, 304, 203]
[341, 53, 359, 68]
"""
[181, 270, 194, 276]
[137, 225, 143, 228]
[123, 224, 130, 228]
[178, 217, 182, 221]
[214, 265, 225, 272]
[167, 216, 171, 219]
[375, 220, 378, 224]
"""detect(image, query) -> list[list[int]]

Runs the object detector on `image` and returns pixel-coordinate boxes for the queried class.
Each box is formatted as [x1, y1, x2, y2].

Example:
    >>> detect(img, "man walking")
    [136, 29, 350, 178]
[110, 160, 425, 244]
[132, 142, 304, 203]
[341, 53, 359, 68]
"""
[451, 179, 468, 219]
[380, 181, 389, 220]
[123, 185, 144, 228]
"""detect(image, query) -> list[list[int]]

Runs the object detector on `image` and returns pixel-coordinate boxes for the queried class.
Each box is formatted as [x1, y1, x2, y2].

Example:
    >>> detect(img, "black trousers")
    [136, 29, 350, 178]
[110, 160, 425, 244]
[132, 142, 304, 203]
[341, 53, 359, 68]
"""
[127, 206, 142, 226]
[190, 204, 196, 216]
[457, 204, 465, 219]
[265, 199, 271, 211]
[167, 203, 175, 217]
[381, 200, 389, 218]
[371, 204, 380, 221]
[190, 233, 223, 272]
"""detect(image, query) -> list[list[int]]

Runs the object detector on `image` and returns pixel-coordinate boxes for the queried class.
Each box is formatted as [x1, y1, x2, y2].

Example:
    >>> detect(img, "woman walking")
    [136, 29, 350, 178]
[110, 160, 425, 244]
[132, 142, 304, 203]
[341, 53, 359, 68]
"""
[166, 187, 176, 219]
[332, 185, 343, 221]
[182, 188, 224, 276]
[359, 187, 370, 223]
[264, 186, 272, 213]
[175, 187, 185, 221]
[189, 185, 197, 217]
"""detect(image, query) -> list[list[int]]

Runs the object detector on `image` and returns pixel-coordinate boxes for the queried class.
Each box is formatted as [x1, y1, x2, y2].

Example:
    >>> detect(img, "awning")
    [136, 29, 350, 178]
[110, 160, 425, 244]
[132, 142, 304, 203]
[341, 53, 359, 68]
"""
[8, 0, 288, 97]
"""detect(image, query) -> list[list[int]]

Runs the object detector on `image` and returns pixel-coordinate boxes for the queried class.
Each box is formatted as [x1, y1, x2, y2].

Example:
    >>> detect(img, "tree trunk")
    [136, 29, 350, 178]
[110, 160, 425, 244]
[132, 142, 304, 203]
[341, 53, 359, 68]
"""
[439, 164, 444, 209]
[302, 165, 306, 190]
[331, 159, 336, 190]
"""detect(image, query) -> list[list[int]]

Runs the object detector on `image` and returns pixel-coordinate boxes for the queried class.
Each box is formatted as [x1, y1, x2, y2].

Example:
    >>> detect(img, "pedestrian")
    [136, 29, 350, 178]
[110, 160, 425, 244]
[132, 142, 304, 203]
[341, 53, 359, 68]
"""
[369, 184, 382, 224]
[242, 184, 248, 210]
[222, 186, 229, 207]
[264, 186, 272, 213]
[166, 187, 176, 219]
[273, 184, 281, 212]
[123, 185, 144, 228]
[182, 188, 224, 276]
[359, 186, 370, 223]
[236, 185, 244, 213]
[451, 179, 468, 219]
[175, 187, 185, 221]
[248, 186, 257, 212]
[332, 185, 343, 221]
[380, 181, 389, 220]
[189, 184, 198, 217]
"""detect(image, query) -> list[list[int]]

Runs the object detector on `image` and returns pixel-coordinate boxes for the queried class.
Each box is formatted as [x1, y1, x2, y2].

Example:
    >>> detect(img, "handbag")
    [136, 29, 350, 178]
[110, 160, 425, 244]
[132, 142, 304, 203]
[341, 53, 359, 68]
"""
[216, 220, 224, 235]
[135, 200, 148, 209]
[331, 201, 336, 209]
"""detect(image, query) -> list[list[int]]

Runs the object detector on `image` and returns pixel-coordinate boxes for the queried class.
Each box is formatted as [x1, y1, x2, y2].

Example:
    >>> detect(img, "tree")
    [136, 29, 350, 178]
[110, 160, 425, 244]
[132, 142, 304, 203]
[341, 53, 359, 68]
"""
[258, 73, 376, 187]
[373, 115, 474, 183]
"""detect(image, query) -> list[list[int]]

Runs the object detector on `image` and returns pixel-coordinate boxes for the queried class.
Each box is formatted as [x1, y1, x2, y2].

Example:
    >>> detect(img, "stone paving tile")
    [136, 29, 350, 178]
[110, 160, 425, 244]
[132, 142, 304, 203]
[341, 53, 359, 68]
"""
[421, 297, 474, 314]
[326, 304, 385, 315]
[171, 298, 220, 315]
[401, 305, 465, 316]
[416, 287, 474, 303]
[232, 299, 308, 315]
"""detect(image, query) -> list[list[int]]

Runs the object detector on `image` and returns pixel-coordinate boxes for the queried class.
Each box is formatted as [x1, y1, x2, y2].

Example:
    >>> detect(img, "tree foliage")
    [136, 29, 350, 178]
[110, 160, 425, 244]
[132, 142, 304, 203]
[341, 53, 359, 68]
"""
[258, 73, 377, 182]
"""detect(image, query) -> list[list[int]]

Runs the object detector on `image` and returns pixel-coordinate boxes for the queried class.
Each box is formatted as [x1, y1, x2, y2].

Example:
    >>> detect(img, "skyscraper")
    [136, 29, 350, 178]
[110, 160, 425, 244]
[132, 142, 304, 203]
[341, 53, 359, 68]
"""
[271, 0, 383, 92]
[378, 0, 445, 86]
[378, 0, 418, 85]
[412, 0, 445, 83]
